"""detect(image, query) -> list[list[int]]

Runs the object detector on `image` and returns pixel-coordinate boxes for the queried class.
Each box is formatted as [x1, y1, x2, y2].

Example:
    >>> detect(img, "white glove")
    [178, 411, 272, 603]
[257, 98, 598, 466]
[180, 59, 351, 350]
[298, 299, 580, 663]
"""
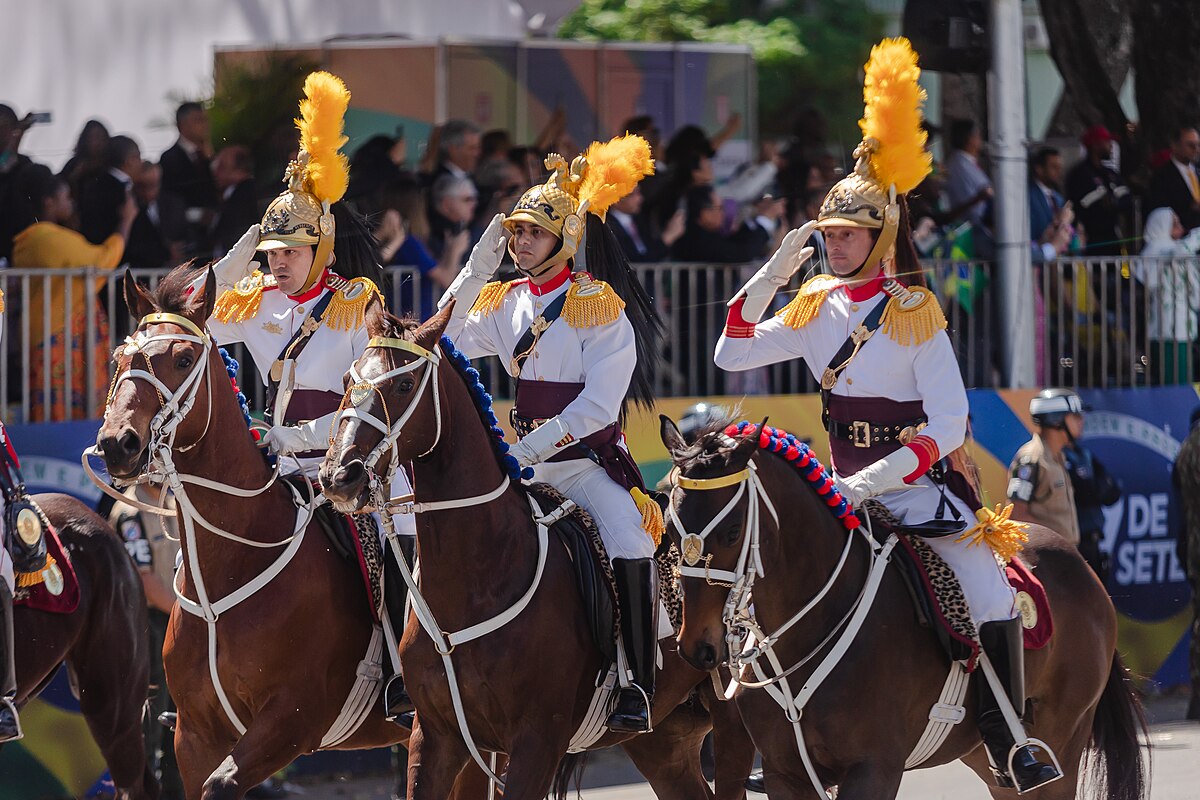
[510, 416, 574, 469]
[728, 220, 818, 323]
[211, 225, 262, 289]
[438, 213, 510, 312]
[834, 447, 921, 507]
[262, 410, 339, 455]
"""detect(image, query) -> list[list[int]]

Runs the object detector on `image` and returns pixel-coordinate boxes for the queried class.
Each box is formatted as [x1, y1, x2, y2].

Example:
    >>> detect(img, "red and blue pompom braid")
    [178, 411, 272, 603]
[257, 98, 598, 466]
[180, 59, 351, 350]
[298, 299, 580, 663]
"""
[220, 347, 273, 468]
[728, 420, 859, 532]
[439, 335, 533, 481]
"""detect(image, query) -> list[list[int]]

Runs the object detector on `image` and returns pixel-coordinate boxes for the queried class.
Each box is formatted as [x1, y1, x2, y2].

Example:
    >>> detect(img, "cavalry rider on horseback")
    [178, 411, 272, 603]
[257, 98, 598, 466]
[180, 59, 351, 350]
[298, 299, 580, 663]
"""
[0, 296, 53, 742]
[438, 135, 665, 734]
[714, 41, 1063, 793]
[200, 72, 415, 719]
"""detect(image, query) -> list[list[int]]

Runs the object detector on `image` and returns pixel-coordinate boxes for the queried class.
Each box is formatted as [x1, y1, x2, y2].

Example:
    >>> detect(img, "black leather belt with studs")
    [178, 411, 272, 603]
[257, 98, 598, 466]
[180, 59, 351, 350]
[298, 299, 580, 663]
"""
[828, 418, 928, 448]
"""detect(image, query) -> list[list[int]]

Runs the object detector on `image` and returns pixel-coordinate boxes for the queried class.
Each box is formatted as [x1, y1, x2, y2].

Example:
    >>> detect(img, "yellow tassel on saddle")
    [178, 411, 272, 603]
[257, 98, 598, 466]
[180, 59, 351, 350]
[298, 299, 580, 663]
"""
[213, 271, 268, 323]
[325, 277, 383, 332]
[15, 553, 57, 589]
[879, 286, 947, 346]
[563, 274, 624, 328]
[469, 280, 516, 316]
[957, 503, 1029, 565]
[631, 487, 664, 547]
[775, 274, 836, 329]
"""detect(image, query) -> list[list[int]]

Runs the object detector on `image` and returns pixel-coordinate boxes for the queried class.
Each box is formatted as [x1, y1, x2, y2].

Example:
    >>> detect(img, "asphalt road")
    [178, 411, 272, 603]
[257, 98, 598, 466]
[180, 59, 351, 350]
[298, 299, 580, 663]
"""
[296, 715, 1199, 800]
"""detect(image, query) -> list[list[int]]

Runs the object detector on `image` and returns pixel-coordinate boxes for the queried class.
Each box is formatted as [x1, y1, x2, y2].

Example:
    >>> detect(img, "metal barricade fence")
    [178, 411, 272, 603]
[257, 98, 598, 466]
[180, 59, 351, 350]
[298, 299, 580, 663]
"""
[2, 257, 1196, 422]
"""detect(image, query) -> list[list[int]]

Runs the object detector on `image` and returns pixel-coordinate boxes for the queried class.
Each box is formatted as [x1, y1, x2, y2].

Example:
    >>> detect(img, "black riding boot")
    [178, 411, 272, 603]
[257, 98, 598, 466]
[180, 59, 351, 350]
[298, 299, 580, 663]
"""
[0, 582, 22, 742]
[977, 618, 1061, 793]
[607, 558, 658, 734]
[384, 535, 413, 722]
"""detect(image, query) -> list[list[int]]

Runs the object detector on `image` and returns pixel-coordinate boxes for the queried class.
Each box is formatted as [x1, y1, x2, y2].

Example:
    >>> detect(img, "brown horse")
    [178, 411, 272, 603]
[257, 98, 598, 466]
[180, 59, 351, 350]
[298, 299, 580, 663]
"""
[660, 415, 1148, 799]
[319, 304, 756, 800]
[95, 266, 492, 800]
[13, 493, 157, 799]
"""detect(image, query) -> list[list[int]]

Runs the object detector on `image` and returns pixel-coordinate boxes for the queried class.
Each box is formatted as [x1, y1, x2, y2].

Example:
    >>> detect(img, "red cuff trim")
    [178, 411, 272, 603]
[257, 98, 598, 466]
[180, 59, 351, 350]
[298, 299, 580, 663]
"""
[903, 435, 940, 482]
[723, 298, 756, 338]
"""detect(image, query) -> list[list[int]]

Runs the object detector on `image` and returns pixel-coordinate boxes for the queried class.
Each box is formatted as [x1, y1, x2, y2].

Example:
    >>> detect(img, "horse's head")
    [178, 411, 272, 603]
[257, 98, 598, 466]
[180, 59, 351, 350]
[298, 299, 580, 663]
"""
[661, 413, 766, 672]
[319, 300, 452, 512]
[98, 266, 219, 479]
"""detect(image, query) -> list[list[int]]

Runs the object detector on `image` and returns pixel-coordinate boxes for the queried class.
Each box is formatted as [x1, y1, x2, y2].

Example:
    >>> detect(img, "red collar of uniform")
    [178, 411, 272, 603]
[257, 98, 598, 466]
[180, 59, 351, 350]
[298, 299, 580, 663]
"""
[286, 270, 329, 303]
[843, 274, 888, 301]
[528, 266, 572, 296]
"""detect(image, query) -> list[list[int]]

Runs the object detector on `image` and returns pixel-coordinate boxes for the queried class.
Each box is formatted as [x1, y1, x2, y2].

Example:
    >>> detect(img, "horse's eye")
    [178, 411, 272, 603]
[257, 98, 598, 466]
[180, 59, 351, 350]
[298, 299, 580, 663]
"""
[723, 525, 741, 547]
[177, 355, 194, 370]
[397, 378, 415, 393]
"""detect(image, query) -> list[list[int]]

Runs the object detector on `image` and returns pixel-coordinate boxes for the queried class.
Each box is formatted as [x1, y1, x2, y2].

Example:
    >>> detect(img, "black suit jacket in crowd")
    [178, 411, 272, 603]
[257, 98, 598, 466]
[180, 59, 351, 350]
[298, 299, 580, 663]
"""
[159, 141, 218, 211]
[671, 221, 770, 263]
[1146, 160, 1200, 231]
[78, 171, 129, 245]
[211, 180, 261, 256]
[608, 214, 670, 262]
[125, 193, 188, 270]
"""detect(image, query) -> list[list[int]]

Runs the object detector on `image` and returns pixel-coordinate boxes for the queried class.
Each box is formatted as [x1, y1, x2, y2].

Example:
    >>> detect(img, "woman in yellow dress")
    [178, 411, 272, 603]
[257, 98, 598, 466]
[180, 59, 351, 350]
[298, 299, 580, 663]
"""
[11, 168, 136, 420]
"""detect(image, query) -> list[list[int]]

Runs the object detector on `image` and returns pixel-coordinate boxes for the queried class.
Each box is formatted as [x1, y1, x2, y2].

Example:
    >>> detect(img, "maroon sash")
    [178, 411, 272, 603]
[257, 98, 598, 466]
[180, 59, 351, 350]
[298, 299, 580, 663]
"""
[512, 380, 646, 493]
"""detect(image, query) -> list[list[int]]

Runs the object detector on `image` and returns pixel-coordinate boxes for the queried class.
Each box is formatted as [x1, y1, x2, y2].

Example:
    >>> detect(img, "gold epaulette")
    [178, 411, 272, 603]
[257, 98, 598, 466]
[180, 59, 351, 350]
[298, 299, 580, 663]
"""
[469, 280, 518, 316]
[775, 274, 837, 329]
[324, 275, 384, 332]
[879, 280, 947, 346]
[213, 270, 276, 323]
[563, 272, 624, 328]
[0, 287, 5, 313]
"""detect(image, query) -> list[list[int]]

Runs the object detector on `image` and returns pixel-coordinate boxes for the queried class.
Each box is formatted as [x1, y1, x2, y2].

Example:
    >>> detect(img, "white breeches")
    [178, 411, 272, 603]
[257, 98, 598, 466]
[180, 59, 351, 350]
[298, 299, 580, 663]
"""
[868, 474, 1017, 626]
[530, 457, 656, 561]
[290, 455, 417, 537]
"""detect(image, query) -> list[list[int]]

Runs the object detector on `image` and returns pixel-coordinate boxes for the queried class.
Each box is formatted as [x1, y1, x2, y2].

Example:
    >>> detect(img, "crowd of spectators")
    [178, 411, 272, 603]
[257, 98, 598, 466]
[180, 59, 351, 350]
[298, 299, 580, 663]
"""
[4, 95, 1200, 414]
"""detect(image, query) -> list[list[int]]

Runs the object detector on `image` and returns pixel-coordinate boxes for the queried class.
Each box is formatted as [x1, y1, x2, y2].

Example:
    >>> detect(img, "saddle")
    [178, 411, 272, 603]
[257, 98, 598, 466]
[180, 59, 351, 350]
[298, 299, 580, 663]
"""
[286, 476, 384, 622]
[860, 500, 1053, 671]
[525, 483, 619, 671]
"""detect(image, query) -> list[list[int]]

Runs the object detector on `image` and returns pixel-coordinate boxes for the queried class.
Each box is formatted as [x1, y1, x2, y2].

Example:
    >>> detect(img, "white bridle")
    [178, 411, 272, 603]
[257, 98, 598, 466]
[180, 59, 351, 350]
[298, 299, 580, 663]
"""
[667, 446, 896, 800]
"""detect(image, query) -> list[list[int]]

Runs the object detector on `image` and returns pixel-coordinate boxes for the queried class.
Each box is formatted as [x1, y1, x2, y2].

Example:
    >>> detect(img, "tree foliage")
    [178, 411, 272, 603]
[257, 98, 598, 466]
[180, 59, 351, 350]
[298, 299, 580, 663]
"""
[560, 0, 886, 143]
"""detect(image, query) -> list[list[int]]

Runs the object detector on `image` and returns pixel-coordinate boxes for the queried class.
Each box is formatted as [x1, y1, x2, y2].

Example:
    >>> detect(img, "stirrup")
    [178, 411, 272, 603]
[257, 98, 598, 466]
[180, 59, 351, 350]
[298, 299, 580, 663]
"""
[383, 674, 413, 723]
[1008, 738, 1064, 795]
[158, 711, 177, 731]
[606, 684, 653, 734]
[0, 697, 23, 743]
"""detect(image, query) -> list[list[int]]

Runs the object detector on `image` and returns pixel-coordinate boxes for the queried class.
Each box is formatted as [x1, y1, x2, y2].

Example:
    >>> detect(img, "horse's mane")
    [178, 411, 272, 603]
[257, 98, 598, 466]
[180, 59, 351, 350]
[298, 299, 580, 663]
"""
[682, 416, 860, 532]
[376, 313, 528, 482]
[151, 260, 210, 314]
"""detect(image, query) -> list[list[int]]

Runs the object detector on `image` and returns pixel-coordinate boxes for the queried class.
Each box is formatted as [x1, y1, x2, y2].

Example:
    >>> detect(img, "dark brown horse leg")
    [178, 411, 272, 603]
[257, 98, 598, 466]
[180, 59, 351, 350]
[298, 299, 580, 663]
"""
[405, 720, 473, 800]
[72, 637, 157, 798]
[700, 679, 755, 800]
[621, 705, 714, 800]
[446, 756, 507, 800]
[174, 724, 234, 800]
[828, 762, 904, 800]
[487, 731, 565, 800]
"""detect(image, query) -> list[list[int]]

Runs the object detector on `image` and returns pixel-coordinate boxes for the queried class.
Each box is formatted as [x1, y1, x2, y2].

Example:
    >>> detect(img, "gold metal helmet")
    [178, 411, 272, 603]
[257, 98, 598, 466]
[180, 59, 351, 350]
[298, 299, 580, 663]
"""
[816, 38, 932, 273]
[504, 153, 588, 276]
[504, 134, 656, 277]
[257, 71, 351, 293]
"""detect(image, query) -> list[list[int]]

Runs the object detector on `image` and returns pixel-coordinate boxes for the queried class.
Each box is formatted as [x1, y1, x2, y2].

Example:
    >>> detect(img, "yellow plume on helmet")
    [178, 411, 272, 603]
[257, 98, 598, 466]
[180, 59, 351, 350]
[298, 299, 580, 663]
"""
[859, 37, 931, 196]
[296, 71, 351, 205]
[575, 134, 655, 219]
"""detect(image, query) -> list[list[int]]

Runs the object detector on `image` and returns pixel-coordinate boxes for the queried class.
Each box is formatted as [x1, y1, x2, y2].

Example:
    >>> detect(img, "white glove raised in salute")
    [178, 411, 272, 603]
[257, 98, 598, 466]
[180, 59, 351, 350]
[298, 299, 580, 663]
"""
[728, 220, 818, 324]
[438, 213, 510, 311]
[211, 224, 262, 289]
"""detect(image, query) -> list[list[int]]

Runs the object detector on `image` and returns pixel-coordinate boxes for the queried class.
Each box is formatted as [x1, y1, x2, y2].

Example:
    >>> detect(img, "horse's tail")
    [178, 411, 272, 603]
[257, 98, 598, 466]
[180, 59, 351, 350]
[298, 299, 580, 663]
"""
[550, 751, 587, 800]
[1083, 652, 1149, 800]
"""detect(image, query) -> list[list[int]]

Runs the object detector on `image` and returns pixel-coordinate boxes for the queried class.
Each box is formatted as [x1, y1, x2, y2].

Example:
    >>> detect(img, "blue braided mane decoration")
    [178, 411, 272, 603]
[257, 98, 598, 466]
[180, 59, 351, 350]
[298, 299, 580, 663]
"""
[727, 421, 860, 531]
[218, 347, 274, 467]
[438, 335, 532, 482]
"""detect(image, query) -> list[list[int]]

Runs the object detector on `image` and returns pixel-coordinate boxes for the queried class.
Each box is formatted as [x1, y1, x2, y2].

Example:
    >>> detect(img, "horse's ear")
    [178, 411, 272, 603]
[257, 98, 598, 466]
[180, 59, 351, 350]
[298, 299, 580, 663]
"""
[195, 267, 217, 323]
[729, 416, 768, 469]
[365, 294, 388, 338]
[660, 414, 688, 460]
[412, 302, 453, 352]
[123, 269, 154, 321]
